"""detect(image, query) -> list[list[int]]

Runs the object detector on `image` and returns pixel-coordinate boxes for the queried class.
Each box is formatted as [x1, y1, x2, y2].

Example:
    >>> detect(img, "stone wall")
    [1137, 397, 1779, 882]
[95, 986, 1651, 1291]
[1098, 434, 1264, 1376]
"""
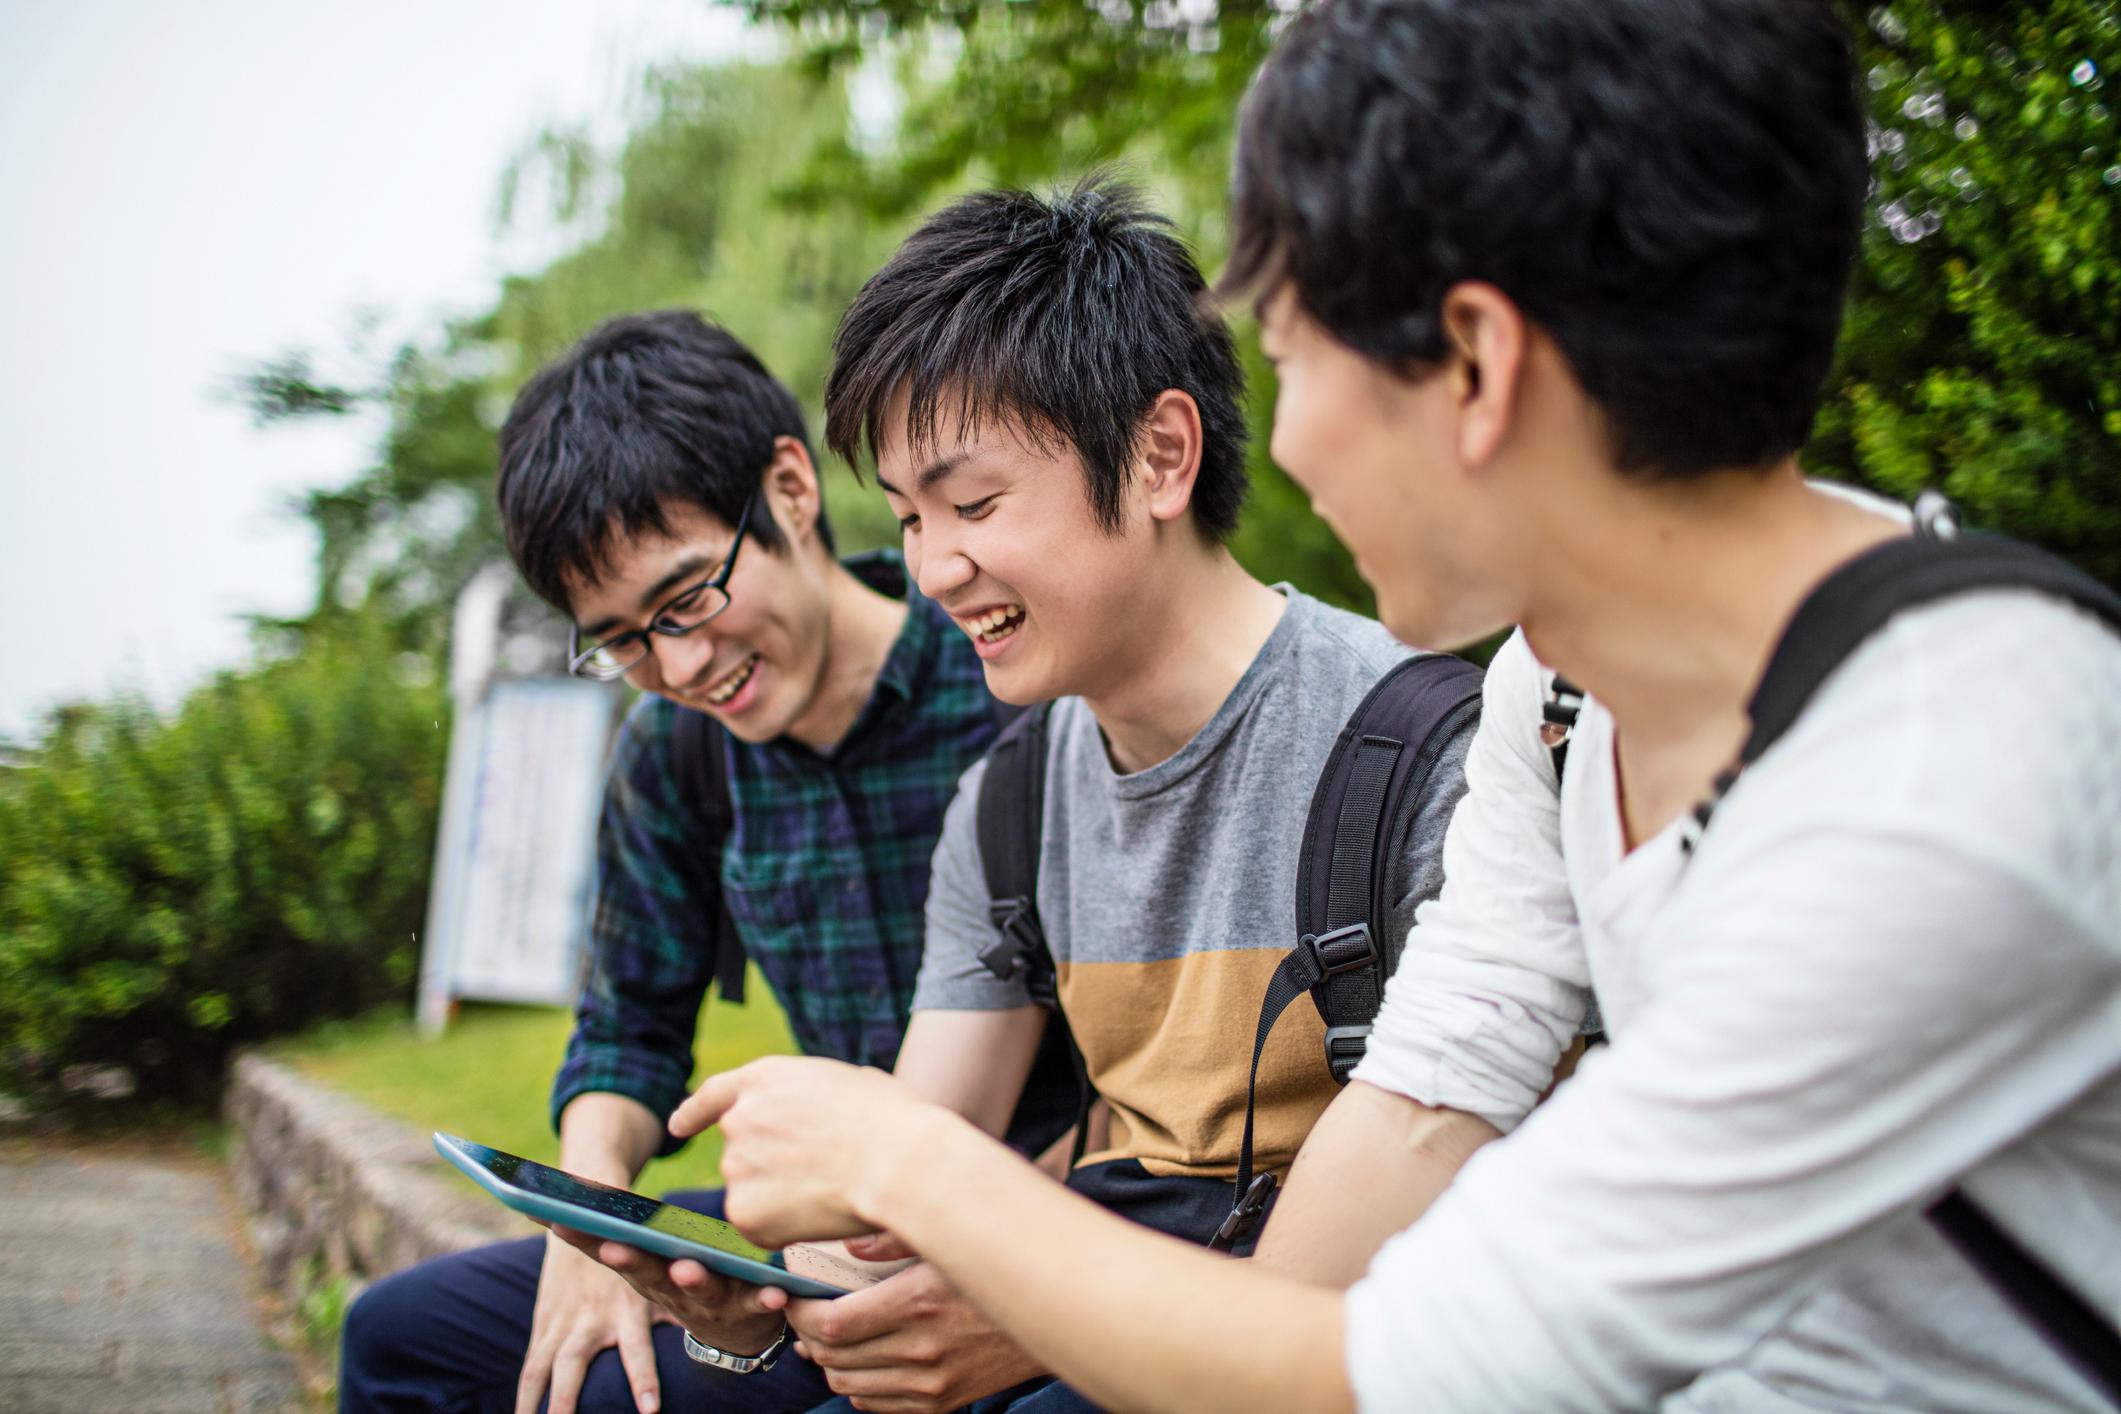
[225, 1053, 516, 1306]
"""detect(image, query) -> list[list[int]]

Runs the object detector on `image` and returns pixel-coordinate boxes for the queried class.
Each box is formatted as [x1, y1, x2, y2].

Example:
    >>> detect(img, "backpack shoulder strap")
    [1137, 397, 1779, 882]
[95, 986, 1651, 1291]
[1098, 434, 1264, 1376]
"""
[1217, 653, 1483, 1249]
[971, 701, 1096, 1164]
[1678, 520, 2121, 856]
[1540, 671, 1607, 1042]
[973, 702, 1056, 1001]
[1742, 531, 2121, 769]
[1293, 652, 1485, 1060]
[1929, 1188, 2121, 1405]
[669, 706, 747, 1006]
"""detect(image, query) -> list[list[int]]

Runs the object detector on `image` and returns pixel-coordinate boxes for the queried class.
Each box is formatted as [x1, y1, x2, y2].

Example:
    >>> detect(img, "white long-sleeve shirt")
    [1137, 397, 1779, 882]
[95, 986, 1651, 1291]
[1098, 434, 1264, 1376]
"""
[1344, 579, 2121, 1410]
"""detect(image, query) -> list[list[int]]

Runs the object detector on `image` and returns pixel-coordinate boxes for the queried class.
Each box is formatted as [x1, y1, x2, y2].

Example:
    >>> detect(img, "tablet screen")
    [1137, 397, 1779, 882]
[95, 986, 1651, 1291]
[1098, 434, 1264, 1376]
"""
[468, 1141, 783, 1267]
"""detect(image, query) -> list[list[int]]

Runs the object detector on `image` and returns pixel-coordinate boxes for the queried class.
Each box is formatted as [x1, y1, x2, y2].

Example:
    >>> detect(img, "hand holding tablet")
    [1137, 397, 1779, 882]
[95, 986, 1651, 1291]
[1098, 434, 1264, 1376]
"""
[433, 1133, 857, 1299]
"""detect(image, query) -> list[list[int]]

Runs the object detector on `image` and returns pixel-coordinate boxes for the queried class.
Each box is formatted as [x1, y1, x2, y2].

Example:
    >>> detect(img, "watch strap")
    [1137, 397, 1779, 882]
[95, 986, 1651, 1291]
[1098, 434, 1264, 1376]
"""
[681, 1322, 788, 1374]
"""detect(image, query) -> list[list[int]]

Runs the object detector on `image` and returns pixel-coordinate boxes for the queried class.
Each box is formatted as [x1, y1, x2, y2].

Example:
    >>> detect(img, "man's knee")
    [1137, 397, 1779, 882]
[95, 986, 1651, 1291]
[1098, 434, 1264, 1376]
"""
[338, 1237, 543, 1412]
[338, 1263, 444, 1411]
[340, 1264, 421, 1380]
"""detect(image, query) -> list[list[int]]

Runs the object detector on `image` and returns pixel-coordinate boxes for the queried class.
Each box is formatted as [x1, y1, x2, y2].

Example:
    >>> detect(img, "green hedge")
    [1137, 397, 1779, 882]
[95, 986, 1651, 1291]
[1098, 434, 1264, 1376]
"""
[0, 614, 448, 1102]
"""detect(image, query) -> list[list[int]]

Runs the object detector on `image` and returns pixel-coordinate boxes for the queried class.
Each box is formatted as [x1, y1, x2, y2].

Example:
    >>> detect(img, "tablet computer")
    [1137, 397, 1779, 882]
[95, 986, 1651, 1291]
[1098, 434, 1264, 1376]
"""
[433, 1133, 852, 1299]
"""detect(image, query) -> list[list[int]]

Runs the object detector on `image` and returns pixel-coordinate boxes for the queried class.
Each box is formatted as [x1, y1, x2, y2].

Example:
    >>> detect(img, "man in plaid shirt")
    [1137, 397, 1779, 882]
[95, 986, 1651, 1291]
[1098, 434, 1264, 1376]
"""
[340, 311, 1065, 1414]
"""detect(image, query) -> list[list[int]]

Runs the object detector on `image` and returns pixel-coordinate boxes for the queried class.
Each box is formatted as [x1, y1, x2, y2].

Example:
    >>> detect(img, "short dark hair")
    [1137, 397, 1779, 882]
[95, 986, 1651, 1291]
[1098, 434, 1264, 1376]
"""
[1224, 0, 1870, 478]
[496, 310, 829, 611]
[825, 177, 1249, 541]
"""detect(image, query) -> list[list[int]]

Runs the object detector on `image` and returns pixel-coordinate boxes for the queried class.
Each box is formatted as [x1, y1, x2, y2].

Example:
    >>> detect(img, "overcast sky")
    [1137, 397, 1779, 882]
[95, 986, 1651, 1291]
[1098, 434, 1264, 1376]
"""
[0, 1, 758, 741]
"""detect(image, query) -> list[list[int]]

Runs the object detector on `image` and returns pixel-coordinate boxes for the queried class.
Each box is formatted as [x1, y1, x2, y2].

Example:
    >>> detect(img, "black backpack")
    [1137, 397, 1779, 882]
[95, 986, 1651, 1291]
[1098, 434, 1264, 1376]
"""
[971, 652, 1486, 1249]
[1545, 494, 2121, 1406]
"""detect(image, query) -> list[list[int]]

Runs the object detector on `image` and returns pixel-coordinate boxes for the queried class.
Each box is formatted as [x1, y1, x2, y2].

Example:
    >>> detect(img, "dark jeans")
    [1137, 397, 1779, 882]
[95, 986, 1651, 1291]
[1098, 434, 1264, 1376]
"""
[341, 1165, 1265, 1413]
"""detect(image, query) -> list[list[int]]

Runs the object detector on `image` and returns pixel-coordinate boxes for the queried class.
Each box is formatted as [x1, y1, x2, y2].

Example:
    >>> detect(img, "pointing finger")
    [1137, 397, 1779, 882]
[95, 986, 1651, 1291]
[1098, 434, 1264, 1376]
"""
[669, 1066, 748, 1139]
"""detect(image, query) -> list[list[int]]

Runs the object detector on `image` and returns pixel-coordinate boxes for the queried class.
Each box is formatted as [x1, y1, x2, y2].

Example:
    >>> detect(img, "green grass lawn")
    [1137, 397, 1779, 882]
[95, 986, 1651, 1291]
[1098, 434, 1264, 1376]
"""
[269, 971, 797, 1194]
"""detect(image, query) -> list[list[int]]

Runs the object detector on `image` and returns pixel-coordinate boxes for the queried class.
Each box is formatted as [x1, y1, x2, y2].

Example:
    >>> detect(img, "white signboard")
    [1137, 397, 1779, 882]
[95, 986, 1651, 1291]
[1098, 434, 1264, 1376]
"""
[417, 676, 615, 1031]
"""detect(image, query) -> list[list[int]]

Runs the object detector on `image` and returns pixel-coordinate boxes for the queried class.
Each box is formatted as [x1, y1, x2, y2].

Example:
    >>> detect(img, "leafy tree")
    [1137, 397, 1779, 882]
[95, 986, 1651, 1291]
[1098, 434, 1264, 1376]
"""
[241, 342, 508, 654]
[1818, 1, 2121, 582]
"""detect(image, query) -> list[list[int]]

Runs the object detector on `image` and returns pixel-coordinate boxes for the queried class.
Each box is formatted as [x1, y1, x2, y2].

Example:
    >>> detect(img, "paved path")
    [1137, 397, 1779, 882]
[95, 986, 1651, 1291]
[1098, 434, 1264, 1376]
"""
[0, 1136, 303, 1412]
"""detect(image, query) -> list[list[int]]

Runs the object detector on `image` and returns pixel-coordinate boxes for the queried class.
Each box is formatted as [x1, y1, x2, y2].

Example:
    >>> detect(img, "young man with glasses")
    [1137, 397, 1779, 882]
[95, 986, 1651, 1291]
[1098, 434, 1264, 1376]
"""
[339, 311, 1069, 1414]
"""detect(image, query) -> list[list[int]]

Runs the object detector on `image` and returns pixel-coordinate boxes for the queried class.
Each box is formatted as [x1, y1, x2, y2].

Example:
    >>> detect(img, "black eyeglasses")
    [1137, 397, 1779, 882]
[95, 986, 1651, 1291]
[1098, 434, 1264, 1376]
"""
[568, 494, 756, 681]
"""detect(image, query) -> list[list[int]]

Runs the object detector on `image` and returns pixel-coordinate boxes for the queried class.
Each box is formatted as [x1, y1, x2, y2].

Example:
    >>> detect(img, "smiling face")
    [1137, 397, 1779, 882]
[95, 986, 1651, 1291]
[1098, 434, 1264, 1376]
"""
[565, 449, 839, 744]
[875, 405, 1165, 708]
[1258, 286, 1527, 650]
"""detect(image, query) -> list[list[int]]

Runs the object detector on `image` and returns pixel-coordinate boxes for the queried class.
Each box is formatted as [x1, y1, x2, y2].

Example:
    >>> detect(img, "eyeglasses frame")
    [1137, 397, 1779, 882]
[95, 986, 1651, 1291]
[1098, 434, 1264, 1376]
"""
[566, 492, 757, 681]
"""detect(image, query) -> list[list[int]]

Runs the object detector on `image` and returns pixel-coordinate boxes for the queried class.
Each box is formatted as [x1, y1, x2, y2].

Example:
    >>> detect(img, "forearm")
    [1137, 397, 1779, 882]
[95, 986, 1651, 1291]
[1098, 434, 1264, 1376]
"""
[861, 1109, 1354, 1414]
[1253, 1082, 1500, 1287]
[890, 1006, 1047, 1137]
[559, 1091, 667, 1185]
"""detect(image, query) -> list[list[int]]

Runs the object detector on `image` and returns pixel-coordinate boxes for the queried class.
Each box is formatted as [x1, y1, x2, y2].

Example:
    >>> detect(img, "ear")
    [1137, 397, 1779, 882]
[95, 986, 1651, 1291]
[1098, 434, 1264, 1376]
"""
[1136, 389, 1206, 527]
[1439, 282, 1528, 471]
[760, 436, 826, 552]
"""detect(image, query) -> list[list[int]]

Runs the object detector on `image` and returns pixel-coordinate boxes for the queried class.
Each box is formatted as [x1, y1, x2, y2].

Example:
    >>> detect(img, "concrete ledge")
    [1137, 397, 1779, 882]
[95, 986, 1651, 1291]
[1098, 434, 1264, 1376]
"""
[225, 1053, 517, 1306]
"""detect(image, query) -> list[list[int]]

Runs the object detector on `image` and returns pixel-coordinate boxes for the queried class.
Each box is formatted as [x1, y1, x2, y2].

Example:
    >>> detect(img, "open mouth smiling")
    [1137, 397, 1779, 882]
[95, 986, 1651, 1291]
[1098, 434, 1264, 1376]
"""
[957, 605, 1025, 645]
[701, 651, 761, 706]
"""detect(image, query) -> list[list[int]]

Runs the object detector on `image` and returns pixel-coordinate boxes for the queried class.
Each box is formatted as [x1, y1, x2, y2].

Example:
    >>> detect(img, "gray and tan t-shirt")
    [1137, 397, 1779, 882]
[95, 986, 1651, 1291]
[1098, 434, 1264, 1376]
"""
[914, 588, 1474, 1180]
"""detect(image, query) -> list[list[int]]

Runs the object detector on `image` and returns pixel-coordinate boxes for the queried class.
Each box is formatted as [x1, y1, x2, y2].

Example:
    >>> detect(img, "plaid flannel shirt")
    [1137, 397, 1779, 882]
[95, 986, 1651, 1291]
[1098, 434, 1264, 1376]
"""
[550, 553, 1001, 1146]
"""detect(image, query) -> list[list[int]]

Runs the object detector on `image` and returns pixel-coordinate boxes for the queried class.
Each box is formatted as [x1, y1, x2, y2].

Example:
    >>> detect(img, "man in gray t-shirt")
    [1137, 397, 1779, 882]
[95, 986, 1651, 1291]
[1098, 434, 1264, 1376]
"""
[789, 183, 1472, 1412]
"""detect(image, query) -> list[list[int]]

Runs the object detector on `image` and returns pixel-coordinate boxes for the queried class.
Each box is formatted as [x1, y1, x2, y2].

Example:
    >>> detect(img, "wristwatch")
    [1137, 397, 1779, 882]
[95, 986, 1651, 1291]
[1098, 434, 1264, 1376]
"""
[681, 1323, 789, 1374]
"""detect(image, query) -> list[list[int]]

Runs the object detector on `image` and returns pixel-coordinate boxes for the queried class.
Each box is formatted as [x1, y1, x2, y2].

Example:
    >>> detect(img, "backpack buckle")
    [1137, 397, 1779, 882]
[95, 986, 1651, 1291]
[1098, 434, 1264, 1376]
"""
[1302, 927, 1378, 1082]
[1541, 674, 1585, 751]
[1324, 1024, 1372, 1084]
[1210, 1172, 1280, 1252]
[982, 896, 1059, 1006]
[1301, 922, 1379, 981]
[979, 896, 1040, 981]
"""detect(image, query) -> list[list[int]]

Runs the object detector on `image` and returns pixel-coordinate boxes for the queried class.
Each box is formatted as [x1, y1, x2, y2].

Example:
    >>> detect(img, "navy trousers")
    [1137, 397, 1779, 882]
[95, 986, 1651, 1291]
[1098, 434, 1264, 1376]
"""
[341, 1165, 1261, 1413]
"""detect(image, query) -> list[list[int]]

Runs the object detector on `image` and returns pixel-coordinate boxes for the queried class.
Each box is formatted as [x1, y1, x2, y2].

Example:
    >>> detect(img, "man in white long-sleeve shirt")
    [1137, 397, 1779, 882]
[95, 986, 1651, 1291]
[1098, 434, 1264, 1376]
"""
[1313, 596, 2121, 1410]
[557, 1, 2121, 1410]
[1228, 2, 2121, 1408]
